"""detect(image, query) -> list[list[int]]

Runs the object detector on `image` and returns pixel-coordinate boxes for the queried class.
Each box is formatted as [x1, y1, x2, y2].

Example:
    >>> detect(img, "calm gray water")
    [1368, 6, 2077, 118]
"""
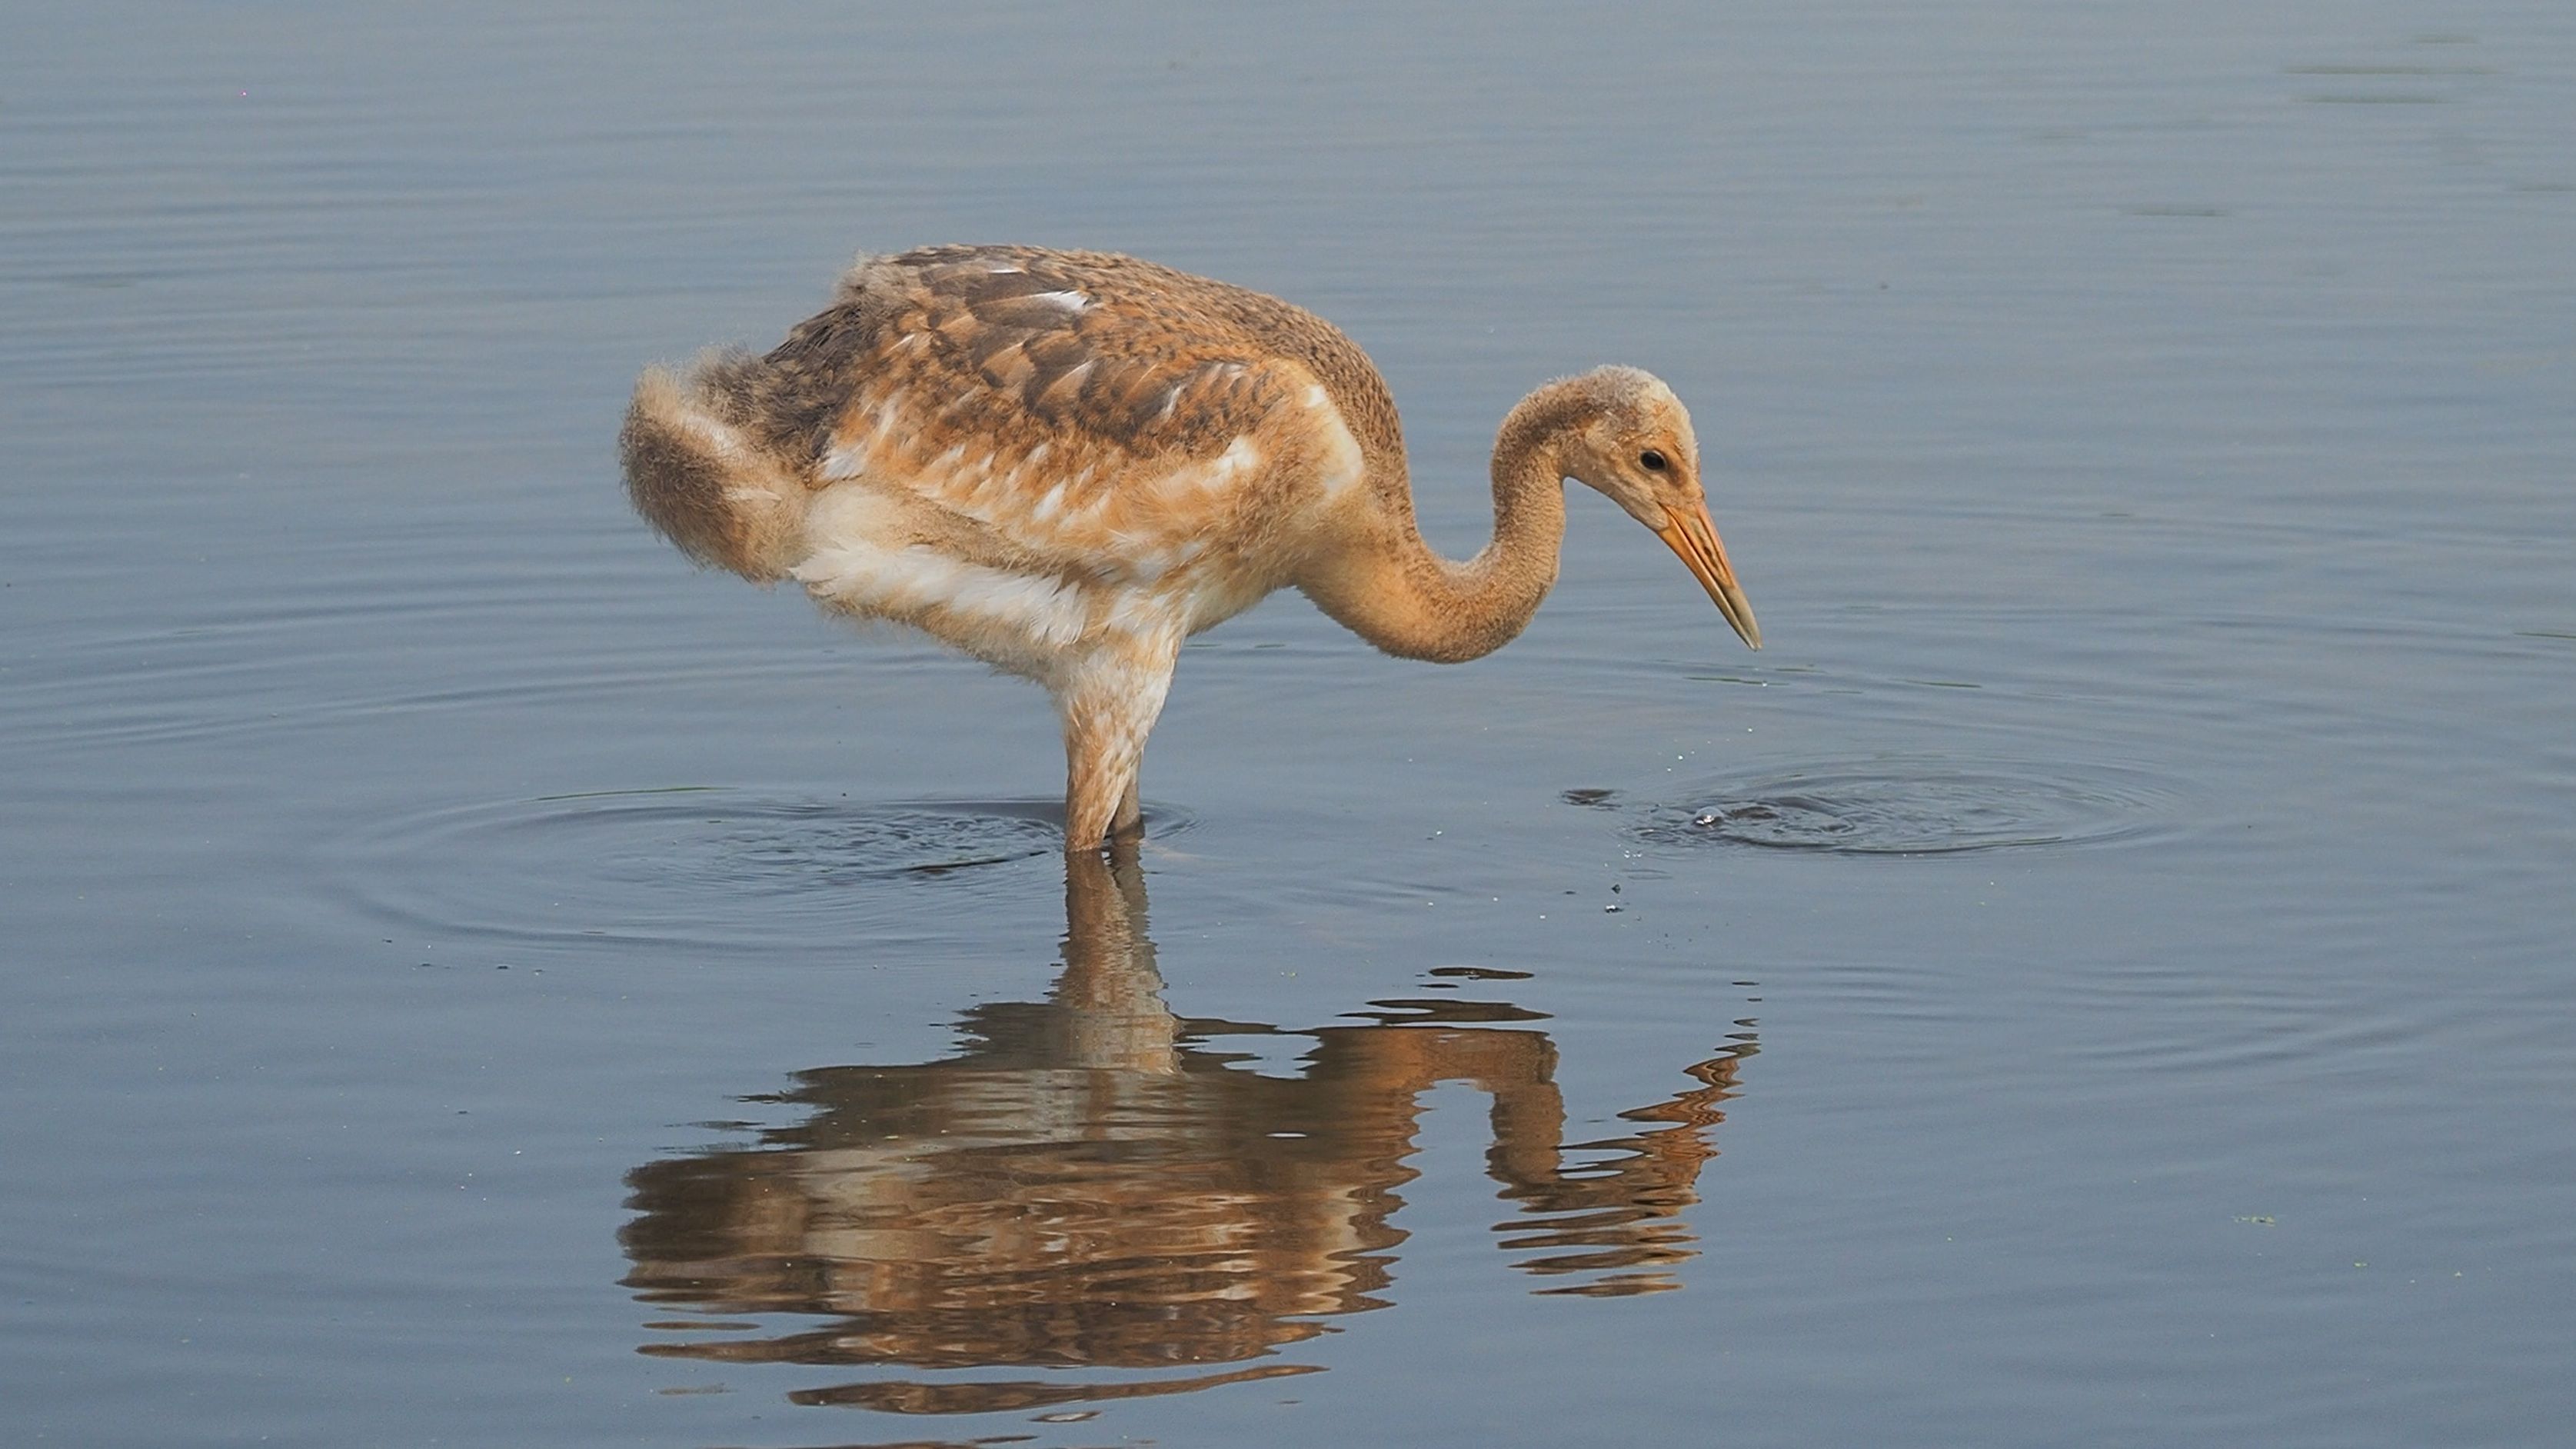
[6, 3, 2574, 1445]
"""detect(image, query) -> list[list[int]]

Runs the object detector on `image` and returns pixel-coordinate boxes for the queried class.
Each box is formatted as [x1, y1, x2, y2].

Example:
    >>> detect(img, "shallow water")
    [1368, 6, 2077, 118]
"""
[6, 3, 2575, 1446]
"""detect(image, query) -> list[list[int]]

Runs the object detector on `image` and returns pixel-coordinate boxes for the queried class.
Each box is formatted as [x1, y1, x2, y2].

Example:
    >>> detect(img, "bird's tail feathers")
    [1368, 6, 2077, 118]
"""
[619, 354, 809, 581]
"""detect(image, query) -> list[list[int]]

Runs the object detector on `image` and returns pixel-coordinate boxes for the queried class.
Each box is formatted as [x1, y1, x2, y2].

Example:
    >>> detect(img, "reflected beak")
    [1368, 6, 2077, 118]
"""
[1656, 502, 1761, 650]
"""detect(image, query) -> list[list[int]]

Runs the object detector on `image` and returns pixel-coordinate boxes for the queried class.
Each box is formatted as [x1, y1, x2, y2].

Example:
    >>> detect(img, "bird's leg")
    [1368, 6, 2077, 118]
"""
[1056, 636, 1178, 852]
[1112, 777, 1143, 838]
[1063, 712, 1150, 851]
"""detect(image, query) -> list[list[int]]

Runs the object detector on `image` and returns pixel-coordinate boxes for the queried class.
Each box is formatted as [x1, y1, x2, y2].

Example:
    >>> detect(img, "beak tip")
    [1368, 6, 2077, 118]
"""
[1726, 601, 1762, 651]
[1656, 507, 1761, 652]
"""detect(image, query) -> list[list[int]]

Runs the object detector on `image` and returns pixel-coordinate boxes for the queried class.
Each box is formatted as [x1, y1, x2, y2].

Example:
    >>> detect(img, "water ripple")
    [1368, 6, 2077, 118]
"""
[1600, 758, 2177, 857]
[329, 790, 1184, 949]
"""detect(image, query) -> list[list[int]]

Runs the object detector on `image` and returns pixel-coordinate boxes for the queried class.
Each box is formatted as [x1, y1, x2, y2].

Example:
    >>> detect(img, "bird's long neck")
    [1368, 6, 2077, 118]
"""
[1303, 386, 1581, 664]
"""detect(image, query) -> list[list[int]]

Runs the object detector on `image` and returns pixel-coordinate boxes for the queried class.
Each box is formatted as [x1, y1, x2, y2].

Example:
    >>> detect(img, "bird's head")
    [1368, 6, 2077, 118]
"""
[1555, 366, 1761, 650]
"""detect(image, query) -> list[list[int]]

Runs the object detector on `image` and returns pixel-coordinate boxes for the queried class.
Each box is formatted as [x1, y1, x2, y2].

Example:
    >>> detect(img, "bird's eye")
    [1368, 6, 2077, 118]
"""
[1639, 449, 1668, 472]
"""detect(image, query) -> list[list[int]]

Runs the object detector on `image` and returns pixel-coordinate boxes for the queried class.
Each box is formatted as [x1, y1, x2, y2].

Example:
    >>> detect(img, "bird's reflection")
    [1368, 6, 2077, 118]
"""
[621, 844, 1752, 1416]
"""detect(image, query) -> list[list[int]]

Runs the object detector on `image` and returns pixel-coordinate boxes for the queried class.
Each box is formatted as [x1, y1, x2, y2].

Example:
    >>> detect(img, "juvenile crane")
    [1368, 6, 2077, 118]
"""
[621, 245, 1760, 851]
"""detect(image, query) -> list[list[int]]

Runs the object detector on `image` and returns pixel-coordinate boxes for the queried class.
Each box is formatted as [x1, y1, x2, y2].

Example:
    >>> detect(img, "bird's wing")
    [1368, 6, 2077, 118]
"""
[756, 248, 1276, 478]
[684, 248, 1396, 570]
[887, 245, 1299, 455]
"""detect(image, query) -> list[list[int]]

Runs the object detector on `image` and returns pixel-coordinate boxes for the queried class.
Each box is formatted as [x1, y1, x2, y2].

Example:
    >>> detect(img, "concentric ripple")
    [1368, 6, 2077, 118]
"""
[1622, 759, 2175, 857]
[330, 789, 1184, 950]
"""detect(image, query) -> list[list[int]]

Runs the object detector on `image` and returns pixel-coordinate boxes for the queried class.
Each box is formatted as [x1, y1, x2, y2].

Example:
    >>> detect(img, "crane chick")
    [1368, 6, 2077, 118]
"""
[621, 245, 1759, 851]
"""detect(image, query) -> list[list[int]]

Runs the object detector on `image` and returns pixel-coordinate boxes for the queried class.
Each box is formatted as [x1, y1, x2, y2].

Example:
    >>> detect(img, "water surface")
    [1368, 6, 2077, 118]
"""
[5, 4, 2574, 1446]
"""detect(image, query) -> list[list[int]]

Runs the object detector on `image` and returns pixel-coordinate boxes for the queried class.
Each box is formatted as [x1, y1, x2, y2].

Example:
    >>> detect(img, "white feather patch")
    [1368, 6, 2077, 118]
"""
[794, 485, 1091, 654]
[797, 543, 1090, 652]
[1155, 434, 1263, 496]
[661, 399, 758, 468]
[1312, 402, 1365, 497]
[819, 441, 869, 482]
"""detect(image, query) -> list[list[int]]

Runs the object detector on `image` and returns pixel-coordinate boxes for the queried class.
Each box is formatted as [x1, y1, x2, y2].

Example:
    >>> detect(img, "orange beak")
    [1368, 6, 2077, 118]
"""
[1656, 501, 1761, 650]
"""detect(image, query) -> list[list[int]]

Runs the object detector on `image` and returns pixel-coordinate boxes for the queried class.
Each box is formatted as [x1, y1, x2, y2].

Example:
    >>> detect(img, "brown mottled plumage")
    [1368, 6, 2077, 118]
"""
[621, 245, 1759, 851]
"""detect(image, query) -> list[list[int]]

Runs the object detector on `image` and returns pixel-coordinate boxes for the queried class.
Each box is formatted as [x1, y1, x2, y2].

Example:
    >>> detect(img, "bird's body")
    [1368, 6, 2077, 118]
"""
[622, 245, 1758, 850]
